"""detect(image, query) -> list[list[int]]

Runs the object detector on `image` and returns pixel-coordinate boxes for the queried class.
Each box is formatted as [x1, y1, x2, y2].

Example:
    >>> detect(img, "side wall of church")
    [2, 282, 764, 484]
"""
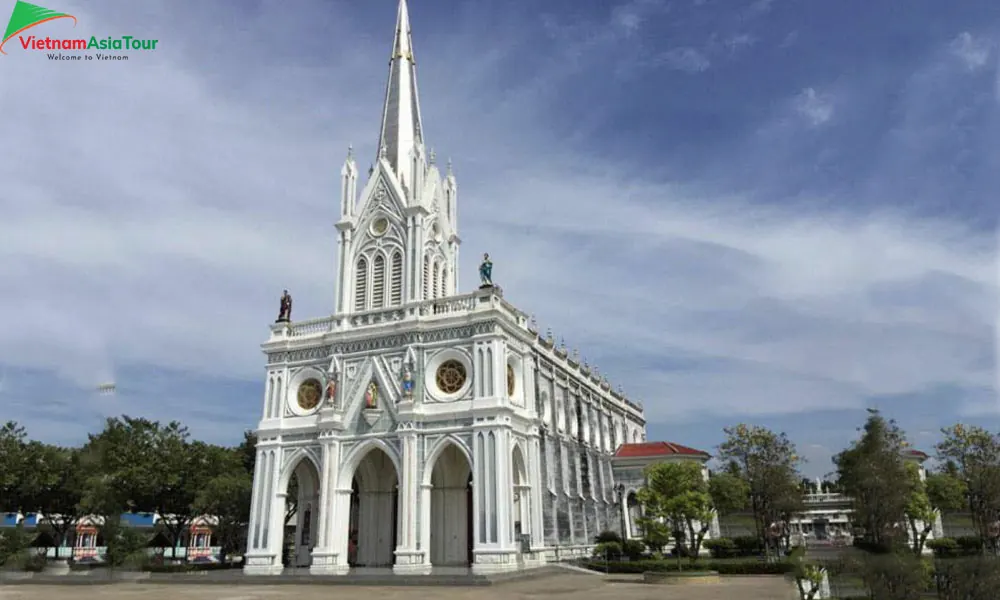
[532, 348, 645, 556]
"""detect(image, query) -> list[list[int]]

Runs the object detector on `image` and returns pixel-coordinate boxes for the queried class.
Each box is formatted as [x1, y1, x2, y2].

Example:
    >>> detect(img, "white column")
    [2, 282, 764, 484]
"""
[310, 441, 346, 574]
[327, 487, 353, 574]
[528, 436, 545, 551]
[419, 482, 433, 560]
[394, 431, 428, 573]
[472, 428, 520, 574]
[247, 449, 265, 550]
[495, 431, 511, 547]
[244, 447, 284, 575]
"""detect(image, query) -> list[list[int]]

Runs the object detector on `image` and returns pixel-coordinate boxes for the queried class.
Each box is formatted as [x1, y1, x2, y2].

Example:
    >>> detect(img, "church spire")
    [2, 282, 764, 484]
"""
[376, 0, 425, 183]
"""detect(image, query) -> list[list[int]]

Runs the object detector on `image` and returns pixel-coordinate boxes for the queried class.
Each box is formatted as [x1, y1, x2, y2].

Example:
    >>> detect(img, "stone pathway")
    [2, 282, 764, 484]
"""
[0, 572, 799, 600]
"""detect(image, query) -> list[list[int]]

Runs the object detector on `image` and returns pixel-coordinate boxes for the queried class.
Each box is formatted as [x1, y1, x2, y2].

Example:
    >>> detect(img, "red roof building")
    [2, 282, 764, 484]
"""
[613, 441, 710, 460]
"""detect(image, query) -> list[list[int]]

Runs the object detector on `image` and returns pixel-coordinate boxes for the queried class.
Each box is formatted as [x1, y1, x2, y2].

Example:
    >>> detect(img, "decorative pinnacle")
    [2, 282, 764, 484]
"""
[559, 338, 566, 351]
[347, 144, 354, 160]
[368, 164, 375, 176]
[429, 148, 436, 164]
[446, 157, 453, 175]
[380, 143, 388, 158]
[572, 348, 580, 361]
[530, 315, 538, 330]
[545, 328, 553, 342]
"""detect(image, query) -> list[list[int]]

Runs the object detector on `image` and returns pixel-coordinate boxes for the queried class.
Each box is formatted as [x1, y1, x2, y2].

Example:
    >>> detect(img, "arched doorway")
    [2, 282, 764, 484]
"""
[284, 456, 320, 568]
[428, 443, 473, 566]
[511, 445, 529, 546]
[347, 448, 399, 567]
[627, 491, 641, 539]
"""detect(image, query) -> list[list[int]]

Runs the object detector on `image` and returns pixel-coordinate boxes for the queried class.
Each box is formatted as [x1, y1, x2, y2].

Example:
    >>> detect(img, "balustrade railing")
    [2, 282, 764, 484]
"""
[272, 288, 525, 339]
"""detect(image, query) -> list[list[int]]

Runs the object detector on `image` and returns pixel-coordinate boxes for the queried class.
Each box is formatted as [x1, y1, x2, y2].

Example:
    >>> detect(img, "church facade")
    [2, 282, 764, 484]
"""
[243, 0, 648, 576]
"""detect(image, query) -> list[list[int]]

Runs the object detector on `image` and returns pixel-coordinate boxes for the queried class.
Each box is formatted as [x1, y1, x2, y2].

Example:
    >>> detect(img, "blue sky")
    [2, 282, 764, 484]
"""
[0, 0, 997, 478]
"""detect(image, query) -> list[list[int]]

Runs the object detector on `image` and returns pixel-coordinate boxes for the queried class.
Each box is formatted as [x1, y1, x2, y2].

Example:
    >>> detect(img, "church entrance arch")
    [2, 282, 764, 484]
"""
[346, 447, 399, 567]
[428, 442, 473, 566]
[283, 455, 321, 568]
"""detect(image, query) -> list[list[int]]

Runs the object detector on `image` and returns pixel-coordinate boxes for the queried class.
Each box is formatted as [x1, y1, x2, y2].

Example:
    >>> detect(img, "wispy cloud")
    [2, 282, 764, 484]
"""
[0, 0, 996, 462]
[794, 87, 834, 125]
[950, 31, 992, 71]
[657, 47, 712, 72]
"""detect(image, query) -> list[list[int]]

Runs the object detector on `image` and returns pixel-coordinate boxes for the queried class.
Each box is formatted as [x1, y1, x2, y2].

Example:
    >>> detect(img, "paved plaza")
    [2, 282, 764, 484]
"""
[0, 572, 798, 600]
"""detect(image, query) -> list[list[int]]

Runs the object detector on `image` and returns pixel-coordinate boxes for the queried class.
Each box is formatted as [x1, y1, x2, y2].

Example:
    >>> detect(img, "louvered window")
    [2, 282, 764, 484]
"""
[432, 262, 441, 300]
[372, 255, 386, 308]
[423, 255, 431, 300]
[390, 252, 403, 306]
[354, 257, 368, 311]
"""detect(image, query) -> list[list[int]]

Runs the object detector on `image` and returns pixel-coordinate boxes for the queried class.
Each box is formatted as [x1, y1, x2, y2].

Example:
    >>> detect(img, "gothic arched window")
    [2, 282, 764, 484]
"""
[390, 251, 403, 306]
[372, 254, 386, 309]
[432, 261, 441, 300]
[354, 257, 368, 311]
[423, 254, 431, 300]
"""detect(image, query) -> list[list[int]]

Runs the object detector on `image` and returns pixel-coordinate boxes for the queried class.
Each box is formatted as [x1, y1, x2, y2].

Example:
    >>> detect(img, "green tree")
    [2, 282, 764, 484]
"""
[237, 430, 257, 475]
[708, 470, 749, 517]
[0, 422, 30, 511]
[834, 410, 913, 551]
[637, 461, 714, 566]
[100, 516, 150, 571]
[936, 424, 1000, 554]
[0, 524, 33, 570]
[902, 462, 935, 556]
[717, 424, 803, 556]
[80, 416, 237, 559]
[193, 470, 252, 565]
[29, 444, 84, 557]
[925, 470, 968, 514]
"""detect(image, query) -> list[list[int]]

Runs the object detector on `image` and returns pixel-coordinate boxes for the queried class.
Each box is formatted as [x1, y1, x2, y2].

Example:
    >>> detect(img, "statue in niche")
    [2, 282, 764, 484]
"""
[276, 289, 293, 322]
[479, 253, 493, 287]
[401, 366, 414, 400]
[325, 378, 336, 402]
[364, 382, 378, 408]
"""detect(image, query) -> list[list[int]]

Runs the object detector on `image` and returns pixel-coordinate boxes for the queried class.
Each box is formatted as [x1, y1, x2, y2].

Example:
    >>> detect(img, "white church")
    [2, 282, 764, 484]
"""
[243, 0, 701, 576]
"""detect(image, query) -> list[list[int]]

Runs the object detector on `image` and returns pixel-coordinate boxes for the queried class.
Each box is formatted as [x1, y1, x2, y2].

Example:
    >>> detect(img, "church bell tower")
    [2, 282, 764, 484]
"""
[334, 0, 460, 315]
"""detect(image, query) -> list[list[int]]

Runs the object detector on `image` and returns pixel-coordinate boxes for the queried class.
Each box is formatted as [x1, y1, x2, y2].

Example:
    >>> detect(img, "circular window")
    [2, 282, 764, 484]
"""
[297, 379, 322, 411]
[435, 360, 467, 394]
[370, 217, 389, 236]
[507, 364, 515, 397]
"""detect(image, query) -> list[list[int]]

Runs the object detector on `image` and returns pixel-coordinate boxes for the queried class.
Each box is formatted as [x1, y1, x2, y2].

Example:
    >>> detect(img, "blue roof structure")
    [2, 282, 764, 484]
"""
[22, 513, 39, 527]
[1, 513, 19, 527]
[120, 512, 157, 527]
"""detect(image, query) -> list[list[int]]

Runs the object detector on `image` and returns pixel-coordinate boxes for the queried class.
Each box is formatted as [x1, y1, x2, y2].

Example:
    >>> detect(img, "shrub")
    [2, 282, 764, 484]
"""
[934, 556, 1000, 600]
[852, 552, 931, 600]
[592, 541, 622, 560]
[954, 536, 985, 556]
[703, 538, 739, 559]
[622, 539, 645, 560]
[927, 538, 960, 558]
[594, 530, 622, 544]
[577, 558, 796, 575]
[731, 535, 763, 556]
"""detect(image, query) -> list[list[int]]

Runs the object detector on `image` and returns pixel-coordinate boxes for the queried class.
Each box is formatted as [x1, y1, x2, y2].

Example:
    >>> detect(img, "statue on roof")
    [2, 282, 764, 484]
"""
[276, 290, 292, 323]
[479, 253, 493, 287]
